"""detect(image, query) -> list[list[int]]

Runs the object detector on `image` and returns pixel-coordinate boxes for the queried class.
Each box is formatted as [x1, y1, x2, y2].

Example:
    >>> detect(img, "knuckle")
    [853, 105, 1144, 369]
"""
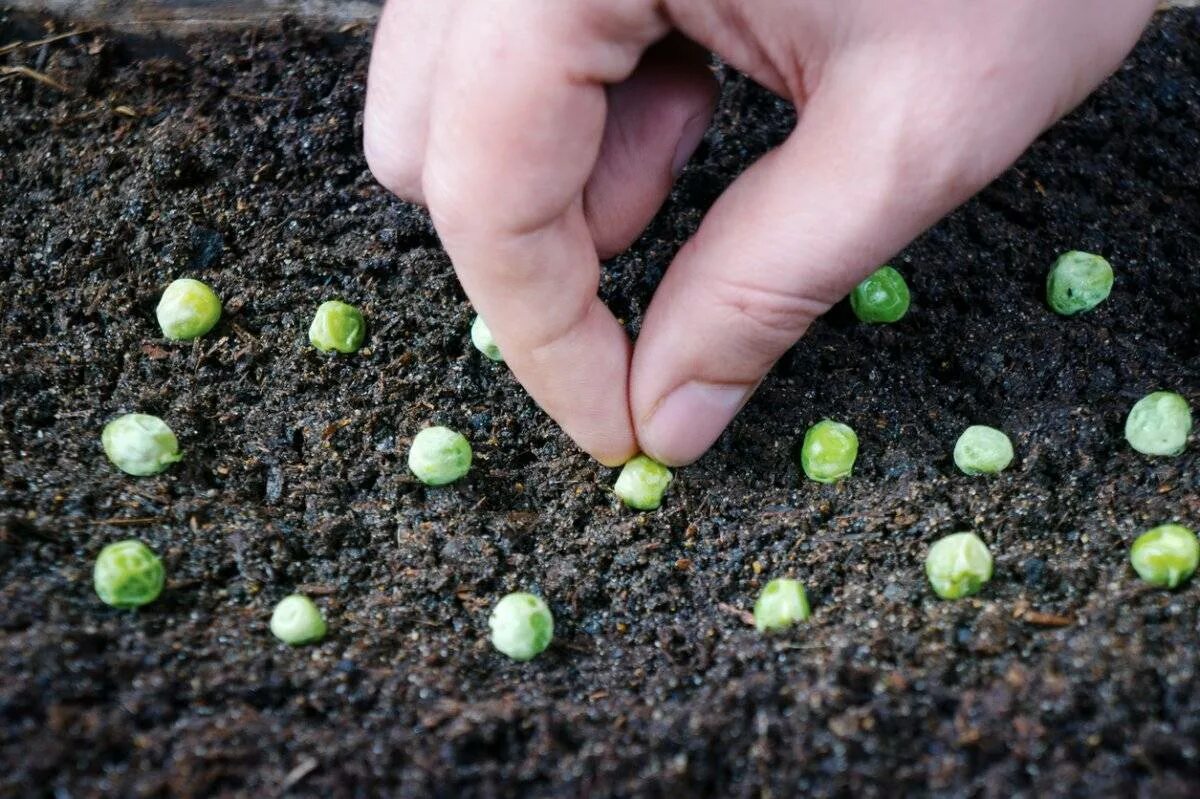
[708, 274, 828, 353]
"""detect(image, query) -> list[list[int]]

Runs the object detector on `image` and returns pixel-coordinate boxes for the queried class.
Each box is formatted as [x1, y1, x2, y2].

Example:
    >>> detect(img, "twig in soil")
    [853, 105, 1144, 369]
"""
[557, 639, 597, 654]
[89, 516, 161, 526]
[295, 583, 337, 596]
[278, 757, 318, 794]
[1011, 598, 1075, 627]
[230, 322, 261, 345]
[228, 91, 296, 103]
[0, 66, 73, 94]
[1019, 610, 1075, 628]
[0, 29, 92, 56]
[717, 602, 756, 627]
[84, 283, 109, 317]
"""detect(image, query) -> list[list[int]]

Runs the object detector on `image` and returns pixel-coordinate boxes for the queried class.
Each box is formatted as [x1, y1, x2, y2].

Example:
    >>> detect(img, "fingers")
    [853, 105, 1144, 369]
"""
[363, 0, 460, 202]
[629, 89, 996, 466]
[423, 0, 667, 465]
[630, 0, 1159, 467]
[584, 36, 716, 258]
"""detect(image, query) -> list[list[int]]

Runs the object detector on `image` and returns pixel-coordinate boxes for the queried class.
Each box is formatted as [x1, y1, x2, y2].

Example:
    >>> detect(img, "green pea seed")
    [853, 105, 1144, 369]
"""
[1130, 524, 1198, 589]
[925, 532, 993, 600]
[408, 426, 473, 485]
[800, 420, 858, 483]
[1046, 251, 1113, 315]
[953, 425, 1014, 475]
[850, 266, 911, 323]
[489, 592, 554, 661]
[470, 315, 504, 362]
[94, 540, 164, 608]
[1125, 391, 1192, 456]
[309, 300, 366, 353]
[614, 455, 673, 510]
[156, 278, 222, 341]
[270, 594, 327, 645]
[101, 413, 183, 477]
[753, 578, 811, 633]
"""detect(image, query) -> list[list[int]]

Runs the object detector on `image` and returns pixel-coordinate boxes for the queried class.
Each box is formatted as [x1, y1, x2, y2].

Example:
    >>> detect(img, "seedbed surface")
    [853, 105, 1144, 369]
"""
[2, 10, 1198, 797]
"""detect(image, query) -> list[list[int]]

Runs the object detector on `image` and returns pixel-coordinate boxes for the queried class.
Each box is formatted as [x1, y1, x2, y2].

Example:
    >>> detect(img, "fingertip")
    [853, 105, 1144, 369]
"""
[592, 439, 641, 469]
[636, 380, 752, 466]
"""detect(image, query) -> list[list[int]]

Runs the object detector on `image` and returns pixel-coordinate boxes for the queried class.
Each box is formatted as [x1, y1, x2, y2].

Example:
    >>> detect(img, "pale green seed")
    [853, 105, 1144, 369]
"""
[94, 540, 164, 608]
[101, 413, 183, 476]
[614, 455, 673, 510]
[753, 578, 811, 633]
[800, 420, 858, 483]
[925, 532, 993, 600]
[1130, 524, 1199, 589]
[1125, 391, 1192, 456]
[470, 315, 504, 362]
[408, 426, 473, 485]
[953, 425, 1014, 475]
[850, 266, 911, 323]
[488, 592, 554, 661]
[1046, 251, 1113, 315]
[309, 300, 366, 353]
[156, 278, 222, 340]
[270, 594, 327, 645]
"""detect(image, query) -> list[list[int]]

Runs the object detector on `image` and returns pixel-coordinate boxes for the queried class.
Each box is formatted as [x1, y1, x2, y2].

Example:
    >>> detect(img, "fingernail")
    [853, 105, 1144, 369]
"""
[671, 113, 709, 178]
[641, 381, 750, 465]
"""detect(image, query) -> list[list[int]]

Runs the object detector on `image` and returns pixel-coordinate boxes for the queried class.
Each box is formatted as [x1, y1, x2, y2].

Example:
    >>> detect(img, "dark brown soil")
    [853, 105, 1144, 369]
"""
[2, 8, 1199, 797]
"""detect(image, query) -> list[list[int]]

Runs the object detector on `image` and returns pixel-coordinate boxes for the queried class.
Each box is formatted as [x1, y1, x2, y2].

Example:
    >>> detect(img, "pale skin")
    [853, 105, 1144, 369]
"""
[364, 0, 1158, 467]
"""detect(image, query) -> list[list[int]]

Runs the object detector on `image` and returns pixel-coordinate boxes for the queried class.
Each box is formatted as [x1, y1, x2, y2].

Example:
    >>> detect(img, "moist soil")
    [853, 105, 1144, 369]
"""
[2, 9, 1199, 798]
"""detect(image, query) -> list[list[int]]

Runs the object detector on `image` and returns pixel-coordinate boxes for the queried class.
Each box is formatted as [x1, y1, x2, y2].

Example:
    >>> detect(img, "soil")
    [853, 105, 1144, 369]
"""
[2, 8, 1199, 798]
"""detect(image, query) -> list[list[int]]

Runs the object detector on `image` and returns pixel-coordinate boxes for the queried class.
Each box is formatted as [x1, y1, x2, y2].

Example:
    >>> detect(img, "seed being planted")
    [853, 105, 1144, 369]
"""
[925, 532, 993, 600]
[1045, 251, 1113, 315]
[270, 594, 327, 645]
[94, 539, 165, 608]
[489, 592, 554, 661]
[309, 300, 365, 353]
[156, 278, 222, 340]
[800, 420, 858, 483]
[850, 266, 911, 323]
[101, 413, 183, 476]
[614, 454, 673, 510]
[953, 425, 1014, 475]
[470, 315, 504, 362]
[408, 426, 473, 485]
[1129, 524, 1198, 589]
[1125, 391, 1192, 456]
[753, 578, 811, 633]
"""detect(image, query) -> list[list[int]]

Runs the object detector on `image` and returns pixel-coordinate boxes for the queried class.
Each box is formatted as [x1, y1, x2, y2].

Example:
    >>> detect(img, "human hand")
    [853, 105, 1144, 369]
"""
[364, 0, 1156, 466]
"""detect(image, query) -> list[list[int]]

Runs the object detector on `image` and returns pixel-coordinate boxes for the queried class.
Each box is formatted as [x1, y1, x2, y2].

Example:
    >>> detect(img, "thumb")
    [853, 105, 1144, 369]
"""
[629, 76, 1036, 466]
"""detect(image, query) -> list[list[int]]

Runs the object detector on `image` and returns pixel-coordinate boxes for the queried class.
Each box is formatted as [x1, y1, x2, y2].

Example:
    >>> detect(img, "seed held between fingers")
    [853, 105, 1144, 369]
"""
[614, 455, 673, 510]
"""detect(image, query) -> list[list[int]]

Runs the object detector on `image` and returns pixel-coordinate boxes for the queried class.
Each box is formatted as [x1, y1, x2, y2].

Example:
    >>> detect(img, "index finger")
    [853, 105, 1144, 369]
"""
[421, 0, 667, 465]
